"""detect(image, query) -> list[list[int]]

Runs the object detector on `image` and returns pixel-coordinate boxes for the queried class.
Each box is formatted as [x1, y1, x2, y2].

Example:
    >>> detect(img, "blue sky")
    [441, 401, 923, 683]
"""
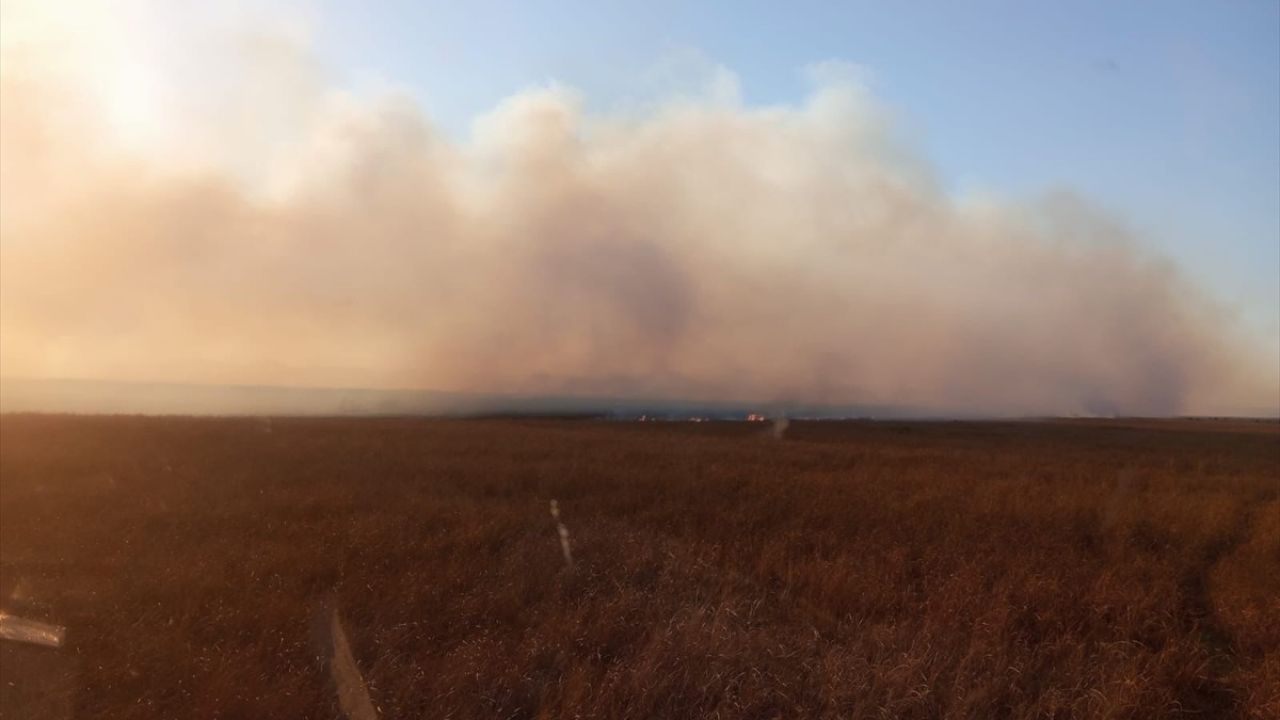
[311, 0, 1280, 346]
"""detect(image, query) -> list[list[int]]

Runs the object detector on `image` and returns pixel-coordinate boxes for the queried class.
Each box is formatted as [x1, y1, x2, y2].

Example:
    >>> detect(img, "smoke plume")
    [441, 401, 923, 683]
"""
[1, 2, 1274, 416]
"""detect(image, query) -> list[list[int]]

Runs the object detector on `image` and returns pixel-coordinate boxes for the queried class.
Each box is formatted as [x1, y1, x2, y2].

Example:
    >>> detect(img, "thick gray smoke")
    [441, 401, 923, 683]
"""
[0, 7, 1274, 416]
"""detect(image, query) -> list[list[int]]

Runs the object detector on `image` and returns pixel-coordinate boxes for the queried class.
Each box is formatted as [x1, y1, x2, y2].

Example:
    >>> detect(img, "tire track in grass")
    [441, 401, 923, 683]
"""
[1178, 496, 1266, 718]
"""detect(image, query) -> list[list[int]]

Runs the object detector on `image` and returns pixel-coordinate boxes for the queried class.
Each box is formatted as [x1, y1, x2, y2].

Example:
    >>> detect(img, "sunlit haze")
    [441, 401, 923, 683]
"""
[1, 0, 1277, 416]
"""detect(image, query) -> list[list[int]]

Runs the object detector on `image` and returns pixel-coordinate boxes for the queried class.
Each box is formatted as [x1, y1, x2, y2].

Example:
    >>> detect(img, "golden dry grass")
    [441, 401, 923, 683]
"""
[1, 416, 1276, 718]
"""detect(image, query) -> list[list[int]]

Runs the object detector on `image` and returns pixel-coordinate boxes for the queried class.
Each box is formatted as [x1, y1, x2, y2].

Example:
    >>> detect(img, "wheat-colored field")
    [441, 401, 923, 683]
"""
[1, 416, 1276, 719]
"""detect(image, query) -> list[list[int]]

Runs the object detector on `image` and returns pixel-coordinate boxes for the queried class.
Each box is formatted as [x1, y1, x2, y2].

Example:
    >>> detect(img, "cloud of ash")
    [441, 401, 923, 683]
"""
[1, 3, 1275, 416]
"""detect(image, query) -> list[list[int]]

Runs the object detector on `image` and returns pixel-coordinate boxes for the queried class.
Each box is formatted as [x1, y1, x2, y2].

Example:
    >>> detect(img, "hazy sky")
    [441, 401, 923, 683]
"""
[314, 0, 1280, 337]
[0, 0, 1276, 415]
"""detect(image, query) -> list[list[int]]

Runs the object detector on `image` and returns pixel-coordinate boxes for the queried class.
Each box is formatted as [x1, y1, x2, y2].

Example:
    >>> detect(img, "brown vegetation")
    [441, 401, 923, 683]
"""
[1, 416, 1277, 718]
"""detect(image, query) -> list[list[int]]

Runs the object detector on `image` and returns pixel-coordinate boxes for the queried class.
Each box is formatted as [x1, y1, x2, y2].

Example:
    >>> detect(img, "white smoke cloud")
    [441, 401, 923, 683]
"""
[1, 1, 1275, 416]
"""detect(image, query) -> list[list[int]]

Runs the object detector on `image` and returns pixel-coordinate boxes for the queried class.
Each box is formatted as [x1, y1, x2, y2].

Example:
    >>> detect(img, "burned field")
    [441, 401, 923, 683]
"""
[1, 416, 1277, 719]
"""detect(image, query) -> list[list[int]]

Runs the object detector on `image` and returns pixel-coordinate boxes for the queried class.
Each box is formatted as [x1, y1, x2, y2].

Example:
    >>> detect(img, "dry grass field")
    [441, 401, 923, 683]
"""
[1, 415, 1277, 719]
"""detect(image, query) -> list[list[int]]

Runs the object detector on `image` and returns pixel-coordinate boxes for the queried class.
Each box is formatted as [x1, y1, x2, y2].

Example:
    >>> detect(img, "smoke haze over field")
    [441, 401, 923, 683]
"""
[1, 2, 1275, 416]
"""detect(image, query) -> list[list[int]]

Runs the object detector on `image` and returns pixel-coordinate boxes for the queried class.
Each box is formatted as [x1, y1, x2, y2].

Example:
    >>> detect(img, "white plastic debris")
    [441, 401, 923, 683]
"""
[325, 607, 378, 720]
[0, 611, 66, 648]
[550, 499, 574, 569]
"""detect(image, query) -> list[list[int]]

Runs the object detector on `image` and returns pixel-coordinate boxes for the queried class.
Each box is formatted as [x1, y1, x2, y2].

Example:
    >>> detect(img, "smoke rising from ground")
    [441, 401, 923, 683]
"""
[1, 4, 1274, 416]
